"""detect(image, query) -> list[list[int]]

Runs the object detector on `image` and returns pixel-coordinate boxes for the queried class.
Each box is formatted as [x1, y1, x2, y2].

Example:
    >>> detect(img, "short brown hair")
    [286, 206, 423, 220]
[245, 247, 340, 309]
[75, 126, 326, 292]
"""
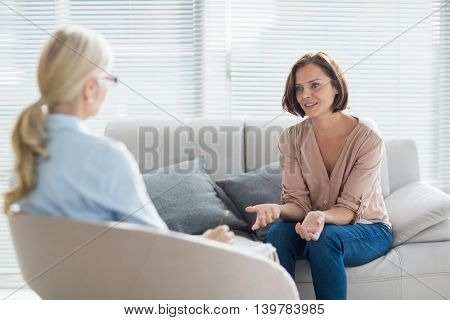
[282, 52, 348, 117]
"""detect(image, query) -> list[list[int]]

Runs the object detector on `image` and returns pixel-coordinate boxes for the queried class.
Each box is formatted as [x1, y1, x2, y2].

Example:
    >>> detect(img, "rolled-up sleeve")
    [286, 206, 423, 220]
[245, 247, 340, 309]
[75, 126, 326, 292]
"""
[334, 133, 383, 224]
[278, 128, 312, 215]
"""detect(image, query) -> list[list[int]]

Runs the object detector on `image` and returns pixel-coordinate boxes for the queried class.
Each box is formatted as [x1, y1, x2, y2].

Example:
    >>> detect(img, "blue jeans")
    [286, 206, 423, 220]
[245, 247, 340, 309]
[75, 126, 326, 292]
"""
[264, 221, 393, 300]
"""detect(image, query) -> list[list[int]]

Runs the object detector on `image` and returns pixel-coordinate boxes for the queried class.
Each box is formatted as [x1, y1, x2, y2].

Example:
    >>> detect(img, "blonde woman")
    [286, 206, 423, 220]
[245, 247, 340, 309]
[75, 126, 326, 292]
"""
[4, 25, 233, 244]
[246, 52, 393, 299]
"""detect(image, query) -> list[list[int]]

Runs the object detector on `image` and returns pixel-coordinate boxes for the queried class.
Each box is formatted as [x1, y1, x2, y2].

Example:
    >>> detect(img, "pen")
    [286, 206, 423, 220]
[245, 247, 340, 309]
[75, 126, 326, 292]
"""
[219, 210, 229, 226]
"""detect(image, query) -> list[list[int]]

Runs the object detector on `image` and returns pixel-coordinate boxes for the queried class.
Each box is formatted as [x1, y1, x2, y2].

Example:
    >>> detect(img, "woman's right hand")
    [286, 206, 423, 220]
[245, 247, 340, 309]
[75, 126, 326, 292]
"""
[202, 225, 235, 244]
[245, 204, 281, 230]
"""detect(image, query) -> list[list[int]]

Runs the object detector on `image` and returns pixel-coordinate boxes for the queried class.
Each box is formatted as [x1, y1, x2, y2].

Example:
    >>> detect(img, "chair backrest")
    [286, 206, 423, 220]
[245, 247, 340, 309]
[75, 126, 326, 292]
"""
[106, 117, 421, 197]
[9, 214, 299, 299]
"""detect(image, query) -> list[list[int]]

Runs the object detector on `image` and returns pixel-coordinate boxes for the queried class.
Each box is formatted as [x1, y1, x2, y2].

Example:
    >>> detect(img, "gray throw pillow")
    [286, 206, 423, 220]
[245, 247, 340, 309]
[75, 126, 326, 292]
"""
[216, 162, 282, 240]
[142, 158, 248, 235]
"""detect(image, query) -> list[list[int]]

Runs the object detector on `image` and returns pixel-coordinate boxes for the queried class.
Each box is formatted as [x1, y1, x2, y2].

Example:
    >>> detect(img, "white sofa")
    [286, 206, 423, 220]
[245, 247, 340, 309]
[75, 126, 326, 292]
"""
[105, 116, 450, 300]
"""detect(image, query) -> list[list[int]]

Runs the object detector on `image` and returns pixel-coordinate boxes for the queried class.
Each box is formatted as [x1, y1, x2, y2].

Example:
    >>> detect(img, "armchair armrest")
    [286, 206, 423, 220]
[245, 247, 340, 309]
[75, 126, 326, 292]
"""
[9, 214, 298, 299]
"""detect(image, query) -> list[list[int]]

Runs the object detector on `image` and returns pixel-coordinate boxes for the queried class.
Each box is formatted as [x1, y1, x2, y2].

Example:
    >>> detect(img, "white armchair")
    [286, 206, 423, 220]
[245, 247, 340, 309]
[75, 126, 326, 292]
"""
[9, 213, 298, 299]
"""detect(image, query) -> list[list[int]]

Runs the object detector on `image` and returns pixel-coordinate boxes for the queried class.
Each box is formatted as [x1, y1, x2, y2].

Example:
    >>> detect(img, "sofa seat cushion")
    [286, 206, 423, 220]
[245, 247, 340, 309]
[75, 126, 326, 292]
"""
[394, 241, 450, 299]
[295, 241, 450, 300]
[295, 247, 402, 284]
[295, 248, 403, 299]
[384, 181, 450, 247]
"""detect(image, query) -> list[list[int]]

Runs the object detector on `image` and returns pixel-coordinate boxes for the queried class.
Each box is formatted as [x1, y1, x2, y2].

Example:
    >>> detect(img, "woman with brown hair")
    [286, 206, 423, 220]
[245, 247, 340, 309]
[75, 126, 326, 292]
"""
[246, 52, 393, 299]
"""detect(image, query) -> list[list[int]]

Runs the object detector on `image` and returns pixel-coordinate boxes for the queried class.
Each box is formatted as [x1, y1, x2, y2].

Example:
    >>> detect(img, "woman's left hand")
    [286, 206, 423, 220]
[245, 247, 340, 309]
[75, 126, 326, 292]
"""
[295, 210, 326, 241]
[202, 225, 235, 244]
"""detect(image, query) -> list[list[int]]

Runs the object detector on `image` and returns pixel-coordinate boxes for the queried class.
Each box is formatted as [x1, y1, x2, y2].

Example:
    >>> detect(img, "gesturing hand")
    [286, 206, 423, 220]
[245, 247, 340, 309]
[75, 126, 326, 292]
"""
[295, 210, 326, 241]
[245, 204, 281, 230]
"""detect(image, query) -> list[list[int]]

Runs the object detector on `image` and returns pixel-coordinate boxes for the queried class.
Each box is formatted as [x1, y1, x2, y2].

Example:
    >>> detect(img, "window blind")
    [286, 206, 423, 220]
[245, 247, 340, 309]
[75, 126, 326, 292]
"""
[204, 0, 445, 191]
[205, 0, 450, 194]
[434, 1, 450, 192]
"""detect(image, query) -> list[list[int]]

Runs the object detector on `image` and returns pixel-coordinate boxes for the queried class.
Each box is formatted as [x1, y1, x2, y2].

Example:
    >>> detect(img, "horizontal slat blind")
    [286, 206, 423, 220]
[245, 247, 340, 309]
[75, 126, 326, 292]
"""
[205, 0, 444, 191]
[434, 1, 450, 193]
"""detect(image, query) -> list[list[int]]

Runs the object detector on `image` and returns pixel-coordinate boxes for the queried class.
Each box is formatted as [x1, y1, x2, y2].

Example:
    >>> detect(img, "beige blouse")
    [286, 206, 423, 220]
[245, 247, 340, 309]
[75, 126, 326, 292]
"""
[279, 117, 391, 226]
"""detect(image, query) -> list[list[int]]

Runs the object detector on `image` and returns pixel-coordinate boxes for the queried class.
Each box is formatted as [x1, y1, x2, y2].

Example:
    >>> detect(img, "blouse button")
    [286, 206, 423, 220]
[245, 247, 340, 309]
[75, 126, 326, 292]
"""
[324, 200, 328, 204]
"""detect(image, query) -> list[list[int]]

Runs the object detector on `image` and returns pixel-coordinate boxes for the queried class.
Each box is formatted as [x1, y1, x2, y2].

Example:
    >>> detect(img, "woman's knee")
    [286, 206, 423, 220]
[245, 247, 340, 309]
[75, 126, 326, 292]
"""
[264, 221, 297, 248]
[304, 225, 343, 259]
[265, 221, 305, 269]
[318, 225, 343, 244]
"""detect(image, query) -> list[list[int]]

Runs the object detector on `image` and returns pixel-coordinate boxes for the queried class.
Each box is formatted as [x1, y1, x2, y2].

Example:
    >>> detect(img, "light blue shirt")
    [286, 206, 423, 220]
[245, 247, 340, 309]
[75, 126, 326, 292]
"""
[19, 114, 169, 231]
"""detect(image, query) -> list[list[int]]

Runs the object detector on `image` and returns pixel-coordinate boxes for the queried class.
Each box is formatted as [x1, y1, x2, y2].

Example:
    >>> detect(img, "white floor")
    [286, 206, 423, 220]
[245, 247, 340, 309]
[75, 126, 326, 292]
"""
[0, 289, 40, 300]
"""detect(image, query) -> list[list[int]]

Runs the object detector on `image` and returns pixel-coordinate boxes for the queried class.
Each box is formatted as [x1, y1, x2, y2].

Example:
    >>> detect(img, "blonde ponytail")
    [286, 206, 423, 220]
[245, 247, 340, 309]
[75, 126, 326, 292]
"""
[4, 25, 112, 214]
[4, 25, 112, 215]
[4, 99, 48, 215]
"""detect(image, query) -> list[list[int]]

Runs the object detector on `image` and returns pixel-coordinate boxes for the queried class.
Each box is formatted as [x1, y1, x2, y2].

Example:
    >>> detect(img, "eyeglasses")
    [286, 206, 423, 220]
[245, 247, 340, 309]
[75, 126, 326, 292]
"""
[98, 74, 118, 89]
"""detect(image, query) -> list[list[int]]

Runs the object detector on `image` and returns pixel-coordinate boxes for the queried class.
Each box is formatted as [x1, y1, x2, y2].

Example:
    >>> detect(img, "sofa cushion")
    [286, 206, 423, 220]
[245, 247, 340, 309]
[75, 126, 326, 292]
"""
[393, 241, 450, 299]
[384, 181, 450, 247]
[406, 218, 450, 244]
[295, 248, 402, 283]
[216, 162, 282, 240]
[296, 241, 450, 300]
[142, 158, 247, 234]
